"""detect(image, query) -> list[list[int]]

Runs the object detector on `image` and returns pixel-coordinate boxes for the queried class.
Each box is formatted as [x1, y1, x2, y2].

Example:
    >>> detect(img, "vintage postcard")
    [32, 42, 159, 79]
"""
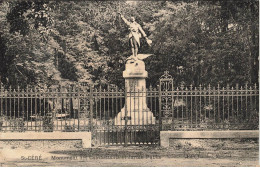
[0, 0, 259, 167]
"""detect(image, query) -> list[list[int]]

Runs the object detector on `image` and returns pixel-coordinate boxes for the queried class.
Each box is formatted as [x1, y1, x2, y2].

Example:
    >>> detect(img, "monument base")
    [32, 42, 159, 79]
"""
[114, 55, 155, 126]
[114, 107, 155, 125]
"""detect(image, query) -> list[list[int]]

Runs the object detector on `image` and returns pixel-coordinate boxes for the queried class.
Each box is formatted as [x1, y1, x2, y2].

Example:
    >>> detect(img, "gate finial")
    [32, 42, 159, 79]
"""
[160, 70, 173, 79]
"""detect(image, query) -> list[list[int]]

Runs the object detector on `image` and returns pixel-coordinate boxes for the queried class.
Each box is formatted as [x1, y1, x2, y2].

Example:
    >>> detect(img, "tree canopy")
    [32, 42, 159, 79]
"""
[0, 0, 258, 89]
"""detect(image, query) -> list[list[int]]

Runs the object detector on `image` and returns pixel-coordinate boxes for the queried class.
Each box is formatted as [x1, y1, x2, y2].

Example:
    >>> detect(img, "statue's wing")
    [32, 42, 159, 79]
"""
[137, 54, 153, 60]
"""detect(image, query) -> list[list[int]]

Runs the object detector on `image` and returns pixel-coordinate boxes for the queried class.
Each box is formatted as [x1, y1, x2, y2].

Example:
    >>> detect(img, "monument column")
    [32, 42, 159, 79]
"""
[114, 58, 155, 125]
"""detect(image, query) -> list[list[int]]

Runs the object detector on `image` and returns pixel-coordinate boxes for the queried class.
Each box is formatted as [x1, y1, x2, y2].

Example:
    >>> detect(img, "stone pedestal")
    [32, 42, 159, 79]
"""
[114, 57, 155, 125]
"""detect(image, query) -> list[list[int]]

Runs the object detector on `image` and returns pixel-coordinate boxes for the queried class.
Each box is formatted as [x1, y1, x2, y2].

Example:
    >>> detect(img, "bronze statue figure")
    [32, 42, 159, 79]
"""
[119, 13, 152, 59]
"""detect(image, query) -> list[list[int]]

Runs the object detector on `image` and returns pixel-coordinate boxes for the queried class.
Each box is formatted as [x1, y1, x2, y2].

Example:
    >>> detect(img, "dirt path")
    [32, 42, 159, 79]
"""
[1, 145, 259, 167]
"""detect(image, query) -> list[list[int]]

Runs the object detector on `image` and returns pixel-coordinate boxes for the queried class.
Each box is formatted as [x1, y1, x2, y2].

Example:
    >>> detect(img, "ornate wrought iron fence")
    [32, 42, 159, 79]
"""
[159, 84, 259, 130]
[0, 77, 258, 133]
[0, 84, 91, 132]
[159, 72, 259, 131]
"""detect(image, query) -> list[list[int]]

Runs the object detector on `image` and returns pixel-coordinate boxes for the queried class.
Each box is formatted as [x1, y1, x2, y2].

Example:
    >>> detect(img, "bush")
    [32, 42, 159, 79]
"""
[64, 123, 76, 132]
[43, 113, 54, 132]
[10, 118, 25, 132]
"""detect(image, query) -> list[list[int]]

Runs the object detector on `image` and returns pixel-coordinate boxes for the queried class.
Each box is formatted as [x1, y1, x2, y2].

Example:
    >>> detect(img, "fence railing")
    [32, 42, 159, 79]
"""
[0, 83, 259, 132]
[160, 84, 259, 131]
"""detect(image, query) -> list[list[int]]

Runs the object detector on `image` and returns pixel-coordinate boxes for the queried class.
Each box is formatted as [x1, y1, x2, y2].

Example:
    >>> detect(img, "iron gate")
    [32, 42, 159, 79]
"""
[91, 85, 160, 146]
[91, 71, 174, 146]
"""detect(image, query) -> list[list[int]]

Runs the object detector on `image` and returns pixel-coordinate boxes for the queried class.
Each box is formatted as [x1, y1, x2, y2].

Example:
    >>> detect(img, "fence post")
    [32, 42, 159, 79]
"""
[124, 86, 128, 146]
[0, 83, 2, 118]
[159, 71, 174, 131]
[245, 83, 248, 120]
[77, 84, 80, 131]
[89, 85, 94, 132]
[249, 85, 253, 121]
[217, 84, 220, 124]
[190, 84, 193, 128]
[159, 82, 162, 131]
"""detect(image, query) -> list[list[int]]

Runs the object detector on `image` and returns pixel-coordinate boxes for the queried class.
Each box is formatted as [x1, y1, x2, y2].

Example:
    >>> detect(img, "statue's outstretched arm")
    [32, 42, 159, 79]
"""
[138, 25, 152, 46]
[120, 14, 130, 26]
[138, 25, 147, 38]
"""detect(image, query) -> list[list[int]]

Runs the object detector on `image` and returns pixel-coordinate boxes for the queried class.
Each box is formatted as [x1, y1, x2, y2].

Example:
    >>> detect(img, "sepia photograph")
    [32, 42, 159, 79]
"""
[0, 0, 259, 167]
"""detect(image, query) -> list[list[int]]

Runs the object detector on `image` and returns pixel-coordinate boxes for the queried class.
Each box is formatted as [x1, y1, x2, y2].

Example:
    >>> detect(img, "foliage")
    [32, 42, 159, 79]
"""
[0, 0, 258, 88]
[10, 118, 25, 132]
[146, 1, 258, 87]
[0, 115, 5, 131]
[64, 123, 76, 132]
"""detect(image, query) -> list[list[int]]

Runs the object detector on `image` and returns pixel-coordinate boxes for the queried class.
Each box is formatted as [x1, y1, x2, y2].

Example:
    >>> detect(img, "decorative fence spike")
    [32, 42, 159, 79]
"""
[149, 85, 153, 90]
[226, 84, 229, 89]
